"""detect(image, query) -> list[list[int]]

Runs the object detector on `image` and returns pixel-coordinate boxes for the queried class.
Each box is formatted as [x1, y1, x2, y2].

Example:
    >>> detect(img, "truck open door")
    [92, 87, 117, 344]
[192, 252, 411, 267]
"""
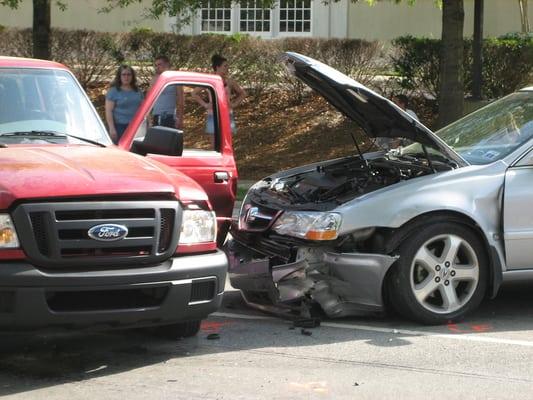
[119, 71, 238, 245]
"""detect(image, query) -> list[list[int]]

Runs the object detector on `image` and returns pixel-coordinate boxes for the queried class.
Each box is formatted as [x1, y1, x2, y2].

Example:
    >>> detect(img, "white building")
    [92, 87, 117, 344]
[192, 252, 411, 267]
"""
[180, 0, 349, 39]
[0, 0, 530, 40]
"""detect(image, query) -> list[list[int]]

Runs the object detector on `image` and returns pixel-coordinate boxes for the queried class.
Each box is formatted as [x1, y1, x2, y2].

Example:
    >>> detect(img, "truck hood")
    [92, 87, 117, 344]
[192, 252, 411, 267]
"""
[282, 52, 466, 167]
[0, 146, 207, 208]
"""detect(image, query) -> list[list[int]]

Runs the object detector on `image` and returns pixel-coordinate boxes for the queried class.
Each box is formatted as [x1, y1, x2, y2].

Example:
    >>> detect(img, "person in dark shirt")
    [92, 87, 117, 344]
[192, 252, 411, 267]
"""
[150, 55, 184, 129]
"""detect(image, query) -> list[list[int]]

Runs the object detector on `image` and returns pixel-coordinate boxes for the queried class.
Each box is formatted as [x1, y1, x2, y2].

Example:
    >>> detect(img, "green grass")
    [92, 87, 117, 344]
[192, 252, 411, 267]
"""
[236, 186, 249, 202]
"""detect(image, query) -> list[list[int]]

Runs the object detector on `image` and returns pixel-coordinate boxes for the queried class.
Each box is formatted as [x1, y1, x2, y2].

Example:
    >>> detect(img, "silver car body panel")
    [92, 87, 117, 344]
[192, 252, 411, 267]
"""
[335, 161, 507, 269]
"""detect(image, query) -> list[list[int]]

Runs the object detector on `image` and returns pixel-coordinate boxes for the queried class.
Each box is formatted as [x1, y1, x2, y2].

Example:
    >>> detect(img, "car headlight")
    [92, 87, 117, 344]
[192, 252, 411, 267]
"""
[272, 211, 342, 241]
[0, 214, 19, 248]
[179, 210, 216, 244]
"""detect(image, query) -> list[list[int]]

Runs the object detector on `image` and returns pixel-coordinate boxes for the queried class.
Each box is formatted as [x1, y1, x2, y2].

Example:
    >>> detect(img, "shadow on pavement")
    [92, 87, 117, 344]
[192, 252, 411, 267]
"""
[1, 282, 532, 396]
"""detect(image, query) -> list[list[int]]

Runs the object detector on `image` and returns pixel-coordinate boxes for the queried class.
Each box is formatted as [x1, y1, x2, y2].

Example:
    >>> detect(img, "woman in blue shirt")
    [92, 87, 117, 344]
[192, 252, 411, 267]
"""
[105, 65, 143, 143]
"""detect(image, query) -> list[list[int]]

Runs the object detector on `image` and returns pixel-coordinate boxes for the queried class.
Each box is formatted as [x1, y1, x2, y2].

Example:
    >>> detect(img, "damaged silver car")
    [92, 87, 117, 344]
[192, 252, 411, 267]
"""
[228, 52, 533, 324]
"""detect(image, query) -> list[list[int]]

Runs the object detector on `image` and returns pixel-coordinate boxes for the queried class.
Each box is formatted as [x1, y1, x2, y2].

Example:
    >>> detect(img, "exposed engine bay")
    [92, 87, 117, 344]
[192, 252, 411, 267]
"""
[248, 151, 455, 210]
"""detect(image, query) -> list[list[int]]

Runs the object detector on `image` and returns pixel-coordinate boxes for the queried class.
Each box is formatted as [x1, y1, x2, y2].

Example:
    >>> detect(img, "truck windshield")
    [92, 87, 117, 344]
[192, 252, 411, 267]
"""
[437, 91, 533, 165]
[0, 68, 111, 146]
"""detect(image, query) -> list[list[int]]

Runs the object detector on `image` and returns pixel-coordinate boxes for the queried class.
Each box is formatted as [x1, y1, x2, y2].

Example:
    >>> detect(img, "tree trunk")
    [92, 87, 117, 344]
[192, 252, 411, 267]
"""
[472, 0, 483, 100]
[437, 0, 464, 128]
[519, 0, 530, 33]
[32, 0, 51, 60]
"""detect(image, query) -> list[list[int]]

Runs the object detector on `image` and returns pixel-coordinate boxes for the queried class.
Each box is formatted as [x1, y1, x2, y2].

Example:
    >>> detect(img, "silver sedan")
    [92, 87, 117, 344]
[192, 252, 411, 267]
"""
[227, 52, 533, 324]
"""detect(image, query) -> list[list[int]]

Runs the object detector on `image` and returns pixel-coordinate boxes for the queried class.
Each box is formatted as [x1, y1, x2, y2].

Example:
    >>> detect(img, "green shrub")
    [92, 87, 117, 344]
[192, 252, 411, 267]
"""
[391, 34, 533, 100]
[480, 33, 533, 98]
[391, 36, 442, 99]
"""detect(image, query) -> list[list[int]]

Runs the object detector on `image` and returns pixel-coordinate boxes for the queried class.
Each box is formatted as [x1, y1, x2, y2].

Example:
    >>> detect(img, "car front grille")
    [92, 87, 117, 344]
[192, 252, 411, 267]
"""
[13, 201, 181, 270]
[238, 201, 281, 232]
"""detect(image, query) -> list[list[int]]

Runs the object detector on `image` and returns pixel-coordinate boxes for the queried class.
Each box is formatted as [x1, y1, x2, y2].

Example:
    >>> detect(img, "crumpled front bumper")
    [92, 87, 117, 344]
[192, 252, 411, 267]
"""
[227, 238, 398, 318]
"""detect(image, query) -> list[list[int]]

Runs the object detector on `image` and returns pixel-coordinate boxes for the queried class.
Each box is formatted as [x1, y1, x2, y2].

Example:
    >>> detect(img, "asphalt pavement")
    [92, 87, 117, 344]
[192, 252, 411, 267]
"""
[2, 283, 533, 399]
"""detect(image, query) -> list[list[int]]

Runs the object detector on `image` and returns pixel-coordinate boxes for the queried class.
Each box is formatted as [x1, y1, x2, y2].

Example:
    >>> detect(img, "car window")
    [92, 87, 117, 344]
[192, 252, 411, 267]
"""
[133, 84, 221, 154]
[437, 91, 533, 165]
[0, 68, 111, 145]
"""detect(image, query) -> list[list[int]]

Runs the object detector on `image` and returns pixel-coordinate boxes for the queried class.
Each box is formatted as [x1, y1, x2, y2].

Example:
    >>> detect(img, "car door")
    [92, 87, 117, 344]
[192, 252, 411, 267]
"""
[119, 71, 238, 244]
[503, 147, 533, 269]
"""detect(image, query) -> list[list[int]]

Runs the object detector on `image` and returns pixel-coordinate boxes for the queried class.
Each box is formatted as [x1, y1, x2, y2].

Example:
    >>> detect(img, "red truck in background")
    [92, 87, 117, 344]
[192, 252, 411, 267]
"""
[0, 56, 237, 337]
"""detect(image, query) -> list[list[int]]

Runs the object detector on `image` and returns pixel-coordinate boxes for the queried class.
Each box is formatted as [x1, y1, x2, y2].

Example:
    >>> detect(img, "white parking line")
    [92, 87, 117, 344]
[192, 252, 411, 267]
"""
[213, 311, 533, 348]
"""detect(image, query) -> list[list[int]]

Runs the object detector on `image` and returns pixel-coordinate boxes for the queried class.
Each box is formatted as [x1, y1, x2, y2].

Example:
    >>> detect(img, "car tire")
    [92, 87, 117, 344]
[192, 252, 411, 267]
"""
[388, 222, 488, 325]
[154, 320, 202, 339]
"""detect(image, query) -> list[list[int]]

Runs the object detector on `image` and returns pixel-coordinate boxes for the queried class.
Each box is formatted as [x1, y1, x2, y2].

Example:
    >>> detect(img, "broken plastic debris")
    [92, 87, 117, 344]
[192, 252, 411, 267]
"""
[206, 333, 220, 340]
[293, 317, 321, 328]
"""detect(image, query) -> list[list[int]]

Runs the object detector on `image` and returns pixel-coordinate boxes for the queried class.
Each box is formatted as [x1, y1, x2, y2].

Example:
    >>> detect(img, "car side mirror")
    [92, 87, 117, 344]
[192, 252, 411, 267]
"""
[134, 126, 183, 157]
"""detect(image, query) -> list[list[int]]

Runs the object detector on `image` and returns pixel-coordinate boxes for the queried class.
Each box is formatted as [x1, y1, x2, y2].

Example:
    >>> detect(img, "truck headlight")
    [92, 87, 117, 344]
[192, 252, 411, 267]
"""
[179, 210, 216, 244]
[0, 215, 19, 248]
[272, 211, 342, 241]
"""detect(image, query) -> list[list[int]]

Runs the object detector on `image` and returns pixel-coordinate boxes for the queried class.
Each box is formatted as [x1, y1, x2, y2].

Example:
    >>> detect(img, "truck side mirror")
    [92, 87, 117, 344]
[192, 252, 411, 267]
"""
[134, 126, 184, 157]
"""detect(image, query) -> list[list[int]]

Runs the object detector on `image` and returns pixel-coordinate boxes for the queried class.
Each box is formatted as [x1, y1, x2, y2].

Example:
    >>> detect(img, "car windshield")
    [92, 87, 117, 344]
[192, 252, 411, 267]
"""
[437, 91, 533, 165]
[0, 67, 111, 145]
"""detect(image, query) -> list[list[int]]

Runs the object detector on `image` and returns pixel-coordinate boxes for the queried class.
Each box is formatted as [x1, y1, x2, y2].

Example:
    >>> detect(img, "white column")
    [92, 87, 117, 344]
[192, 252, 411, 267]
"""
[232, 4, 240, 34]
[271, 3, 280, 38]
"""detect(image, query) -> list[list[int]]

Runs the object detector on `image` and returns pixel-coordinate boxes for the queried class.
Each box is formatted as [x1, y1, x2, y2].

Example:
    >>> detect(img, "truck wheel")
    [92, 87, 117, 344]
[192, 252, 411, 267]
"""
[155, 320, 202, 339]
[388, 222, 488, 325]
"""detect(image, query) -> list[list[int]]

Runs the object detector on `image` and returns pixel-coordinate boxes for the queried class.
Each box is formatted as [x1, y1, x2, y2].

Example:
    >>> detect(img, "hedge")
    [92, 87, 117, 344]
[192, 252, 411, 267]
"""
[0, 27, 385, 99]
[391, 33, 533, 100]
[2, 27, 530, 102]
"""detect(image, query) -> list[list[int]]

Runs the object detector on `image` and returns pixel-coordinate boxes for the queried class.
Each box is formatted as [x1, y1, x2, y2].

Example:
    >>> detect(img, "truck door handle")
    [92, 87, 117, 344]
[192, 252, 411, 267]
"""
[214, 171, 230, 183]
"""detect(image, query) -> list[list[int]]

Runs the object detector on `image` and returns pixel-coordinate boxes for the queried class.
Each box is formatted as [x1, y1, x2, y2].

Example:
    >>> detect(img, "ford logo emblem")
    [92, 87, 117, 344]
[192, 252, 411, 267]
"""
[88, 224, 128, 242]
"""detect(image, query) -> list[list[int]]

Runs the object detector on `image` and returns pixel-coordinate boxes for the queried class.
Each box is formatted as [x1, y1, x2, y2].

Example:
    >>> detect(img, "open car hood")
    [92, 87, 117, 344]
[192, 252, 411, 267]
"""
[282, 52, 467, 166]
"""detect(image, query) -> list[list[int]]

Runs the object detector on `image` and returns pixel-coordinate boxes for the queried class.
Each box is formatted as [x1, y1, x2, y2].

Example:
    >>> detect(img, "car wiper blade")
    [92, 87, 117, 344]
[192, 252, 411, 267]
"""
[62, 132, 107, 147]
[0, 130, 66, 137]
[0, 130, 106, 147]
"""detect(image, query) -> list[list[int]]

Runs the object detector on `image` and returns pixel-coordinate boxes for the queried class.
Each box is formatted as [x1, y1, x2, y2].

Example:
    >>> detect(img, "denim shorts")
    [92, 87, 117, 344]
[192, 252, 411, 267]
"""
[206, 112, 236, 135]
[114, 123, 129, 143]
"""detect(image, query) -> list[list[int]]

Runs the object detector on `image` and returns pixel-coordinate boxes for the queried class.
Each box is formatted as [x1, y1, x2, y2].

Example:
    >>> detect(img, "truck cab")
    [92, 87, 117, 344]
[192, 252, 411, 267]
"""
[0, 57, 236, 337]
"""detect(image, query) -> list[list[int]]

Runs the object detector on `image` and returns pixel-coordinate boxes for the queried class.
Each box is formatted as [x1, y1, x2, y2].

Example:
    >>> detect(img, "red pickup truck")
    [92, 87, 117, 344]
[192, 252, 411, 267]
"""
[0, 57, 237, 337]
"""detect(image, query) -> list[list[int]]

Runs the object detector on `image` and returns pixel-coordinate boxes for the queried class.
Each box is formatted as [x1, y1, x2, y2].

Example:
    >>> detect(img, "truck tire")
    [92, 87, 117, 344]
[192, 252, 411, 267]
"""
[155, 320, 202, 339]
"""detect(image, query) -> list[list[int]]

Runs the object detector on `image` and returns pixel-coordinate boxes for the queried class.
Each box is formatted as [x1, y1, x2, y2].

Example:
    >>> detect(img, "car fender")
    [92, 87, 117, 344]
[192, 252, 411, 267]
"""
[336, 161, 509, 282]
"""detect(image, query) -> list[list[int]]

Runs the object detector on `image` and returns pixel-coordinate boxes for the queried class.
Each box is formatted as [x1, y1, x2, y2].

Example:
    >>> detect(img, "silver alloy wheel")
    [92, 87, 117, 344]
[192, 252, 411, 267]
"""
[409, 234, 479, 314]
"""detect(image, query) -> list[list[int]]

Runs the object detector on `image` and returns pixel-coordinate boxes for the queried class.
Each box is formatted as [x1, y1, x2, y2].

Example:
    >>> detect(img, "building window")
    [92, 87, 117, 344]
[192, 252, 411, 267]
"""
[239, 0, 271, 32]
[279, 0, 311, 33]
[201, 0, 232, 32]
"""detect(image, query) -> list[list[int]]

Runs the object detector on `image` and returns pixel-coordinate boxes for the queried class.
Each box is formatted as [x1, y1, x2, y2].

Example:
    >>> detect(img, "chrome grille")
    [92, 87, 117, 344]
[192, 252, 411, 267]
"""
[13, 201, 181, 269]
[239, 201, 281, 232]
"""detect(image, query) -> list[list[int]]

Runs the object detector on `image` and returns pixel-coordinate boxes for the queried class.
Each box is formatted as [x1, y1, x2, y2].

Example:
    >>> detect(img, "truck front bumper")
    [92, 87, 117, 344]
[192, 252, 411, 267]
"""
[0, 250, 227, 331]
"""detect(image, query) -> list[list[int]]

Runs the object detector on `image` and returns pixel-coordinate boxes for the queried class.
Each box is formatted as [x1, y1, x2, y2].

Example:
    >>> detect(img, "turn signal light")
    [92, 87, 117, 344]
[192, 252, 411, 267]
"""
[305, 230, 338, 241]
